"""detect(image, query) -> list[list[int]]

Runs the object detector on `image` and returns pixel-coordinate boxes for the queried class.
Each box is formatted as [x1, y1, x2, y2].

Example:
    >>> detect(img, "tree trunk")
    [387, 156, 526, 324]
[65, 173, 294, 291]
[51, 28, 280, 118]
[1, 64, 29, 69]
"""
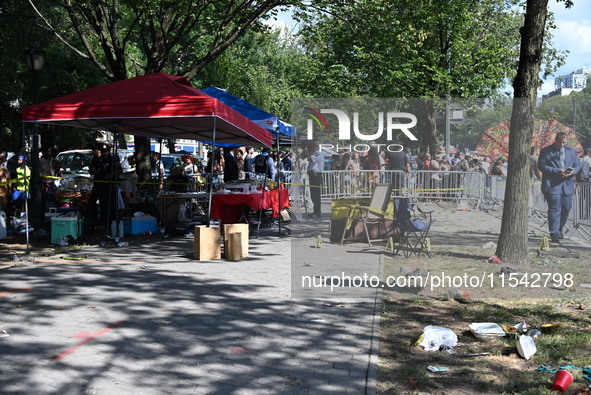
[496, 0, 549, 264]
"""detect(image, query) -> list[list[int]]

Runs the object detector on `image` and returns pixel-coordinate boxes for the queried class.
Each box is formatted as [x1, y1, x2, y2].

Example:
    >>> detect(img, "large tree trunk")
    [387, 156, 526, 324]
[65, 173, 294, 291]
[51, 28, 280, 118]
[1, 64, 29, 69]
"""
[496, 0, 549, 264]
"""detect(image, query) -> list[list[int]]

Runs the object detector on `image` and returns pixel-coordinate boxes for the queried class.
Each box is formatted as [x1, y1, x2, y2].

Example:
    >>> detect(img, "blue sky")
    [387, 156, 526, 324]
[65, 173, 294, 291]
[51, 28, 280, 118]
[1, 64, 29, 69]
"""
[268, 3, 590, 97]
[539, 0, 591, 96]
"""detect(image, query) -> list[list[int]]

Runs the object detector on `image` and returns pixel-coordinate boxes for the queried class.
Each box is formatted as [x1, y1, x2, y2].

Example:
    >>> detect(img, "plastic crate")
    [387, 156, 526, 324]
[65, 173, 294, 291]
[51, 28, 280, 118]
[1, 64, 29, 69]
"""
[123, 216, 158, 235]
[51, 216, 82, 244]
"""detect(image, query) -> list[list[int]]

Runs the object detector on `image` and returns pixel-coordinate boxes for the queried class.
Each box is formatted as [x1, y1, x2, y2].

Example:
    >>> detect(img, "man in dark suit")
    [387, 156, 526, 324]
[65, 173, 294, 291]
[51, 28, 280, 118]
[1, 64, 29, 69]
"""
[538, 131, 581, 243]
[223, 147, 239, 182]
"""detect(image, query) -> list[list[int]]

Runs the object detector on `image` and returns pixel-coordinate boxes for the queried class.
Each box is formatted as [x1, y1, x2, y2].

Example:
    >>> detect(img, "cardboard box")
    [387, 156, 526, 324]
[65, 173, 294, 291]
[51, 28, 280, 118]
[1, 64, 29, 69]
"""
[194, 225, 221, 260]
[226, 232, 243, 261]
[223, 223, 249, 258]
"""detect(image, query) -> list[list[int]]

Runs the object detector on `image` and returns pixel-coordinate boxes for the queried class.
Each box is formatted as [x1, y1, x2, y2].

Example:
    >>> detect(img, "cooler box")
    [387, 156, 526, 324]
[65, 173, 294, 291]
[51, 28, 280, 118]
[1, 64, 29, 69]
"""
[123, 216, 158, 235]
[51, 216, 82, 245]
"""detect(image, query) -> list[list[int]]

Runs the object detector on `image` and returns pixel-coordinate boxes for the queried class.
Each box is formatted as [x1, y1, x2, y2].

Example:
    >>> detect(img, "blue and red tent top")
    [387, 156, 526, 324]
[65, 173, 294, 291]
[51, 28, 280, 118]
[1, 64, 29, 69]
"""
[201, 87, 295, 138]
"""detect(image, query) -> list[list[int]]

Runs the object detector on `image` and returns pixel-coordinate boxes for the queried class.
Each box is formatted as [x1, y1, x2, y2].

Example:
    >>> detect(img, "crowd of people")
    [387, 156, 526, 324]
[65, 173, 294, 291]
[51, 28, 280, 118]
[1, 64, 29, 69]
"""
[0, 149, 61, 220]
[153, 147, 298, 193]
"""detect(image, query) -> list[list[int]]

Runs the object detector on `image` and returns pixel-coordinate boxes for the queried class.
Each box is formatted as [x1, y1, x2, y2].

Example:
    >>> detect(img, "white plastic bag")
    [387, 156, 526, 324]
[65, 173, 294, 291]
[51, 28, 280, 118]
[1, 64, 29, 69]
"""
[418, 325, 458, 351]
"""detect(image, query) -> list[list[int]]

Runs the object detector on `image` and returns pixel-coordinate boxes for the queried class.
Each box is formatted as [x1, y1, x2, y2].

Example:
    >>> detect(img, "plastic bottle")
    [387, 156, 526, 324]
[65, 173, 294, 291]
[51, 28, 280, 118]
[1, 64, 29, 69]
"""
[117, 241, 128, 247]
[118, 220, 125, 239]
[111, 220, 117, 237]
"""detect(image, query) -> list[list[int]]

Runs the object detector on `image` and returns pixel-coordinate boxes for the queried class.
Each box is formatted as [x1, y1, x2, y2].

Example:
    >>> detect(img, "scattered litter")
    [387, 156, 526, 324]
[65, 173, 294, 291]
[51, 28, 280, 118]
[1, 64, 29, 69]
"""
[117, 242, 129, 247]
[577, 303, 586, 310]
[580, 284, 591, 289]
[440, 345, 457, 354]
[322, 303, 333, 307]
[500, 266, 517, 274]
[408, 377, 419, 391]
[447, 289, 470, 300]
[303, 263, 313, 267]
[418, 326, 458, 352]
[469, 323, 505, 338]
[60, 255, 88, 261]
[516, 335, 537, 360]
[185, 232, 194, 237]
[486, 254, 502, 264]
[141, 265, 149, 269]
[526, 329, 541, 339]
[87, 306, 96, 309]
[551, 370, 574, 392]
[465, 352, 491, 357]
[514, 321, 528, 333]
[0, 329, 9, 338]
[309, 319, 326, 323]
[482, 241, 496, 249]
[427, 366, 449, 372]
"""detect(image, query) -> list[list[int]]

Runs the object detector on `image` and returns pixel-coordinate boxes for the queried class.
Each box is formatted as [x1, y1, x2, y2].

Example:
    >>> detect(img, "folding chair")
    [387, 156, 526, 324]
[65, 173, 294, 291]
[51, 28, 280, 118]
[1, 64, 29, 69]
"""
[394, 198, 435, 258]
[340, 184, 393, 247]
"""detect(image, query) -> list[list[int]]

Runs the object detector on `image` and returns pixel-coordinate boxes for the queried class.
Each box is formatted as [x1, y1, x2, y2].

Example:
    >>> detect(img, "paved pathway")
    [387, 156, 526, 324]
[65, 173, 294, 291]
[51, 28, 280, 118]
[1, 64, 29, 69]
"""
[2, 201, 588, 394]
[1, 228, 380, 395]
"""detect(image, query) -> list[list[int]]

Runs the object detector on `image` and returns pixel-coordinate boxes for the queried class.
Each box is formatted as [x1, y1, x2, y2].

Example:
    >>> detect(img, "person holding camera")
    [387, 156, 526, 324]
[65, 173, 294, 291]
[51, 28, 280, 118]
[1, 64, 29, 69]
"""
[538, 131, 581, 243]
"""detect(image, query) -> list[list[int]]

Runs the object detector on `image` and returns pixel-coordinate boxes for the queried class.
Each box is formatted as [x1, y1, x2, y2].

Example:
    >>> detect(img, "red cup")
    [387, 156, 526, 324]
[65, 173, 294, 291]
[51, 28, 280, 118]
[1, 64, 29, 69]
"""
[551, 370, 573, 392]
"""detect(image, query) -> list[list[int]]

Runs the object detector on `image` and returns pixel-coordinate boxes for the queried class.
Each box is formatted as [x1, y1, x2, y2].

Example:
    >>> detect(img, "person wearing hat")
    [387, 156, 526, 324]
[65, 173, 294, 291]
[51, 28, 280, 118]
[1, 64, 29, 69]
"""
[457, 153, 472, 172]
[538, 131, 581, 243]
[11, 155, 30, 216]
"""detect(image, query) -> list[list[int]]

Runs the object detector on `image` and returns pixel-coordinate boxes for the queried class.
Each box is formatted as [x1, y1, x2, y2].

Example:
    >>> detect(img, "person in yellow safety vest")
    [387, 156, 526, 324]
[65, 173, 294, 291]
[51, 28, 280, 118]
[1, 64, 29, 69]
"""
[12, 155, 30, 216]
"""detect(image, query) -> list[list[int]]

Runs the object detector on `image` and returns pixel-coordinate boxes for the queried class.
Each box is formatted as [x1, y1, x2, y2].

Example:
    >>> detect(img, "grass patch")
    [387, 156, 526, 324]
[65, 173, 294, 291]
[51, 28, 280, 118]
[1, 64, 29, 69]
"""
[378, 246, 591, 394]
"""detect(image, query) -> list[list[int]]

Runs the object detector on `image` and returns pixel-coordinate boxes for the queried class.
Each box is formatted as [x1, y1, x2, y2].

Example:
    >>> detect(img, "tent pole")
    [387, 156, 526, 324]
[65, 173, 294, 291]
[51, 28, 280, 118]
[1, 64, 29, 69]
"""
[276, 130, 282, 236]
[22, 123, 31, 252]
[206, 116, 216, 226]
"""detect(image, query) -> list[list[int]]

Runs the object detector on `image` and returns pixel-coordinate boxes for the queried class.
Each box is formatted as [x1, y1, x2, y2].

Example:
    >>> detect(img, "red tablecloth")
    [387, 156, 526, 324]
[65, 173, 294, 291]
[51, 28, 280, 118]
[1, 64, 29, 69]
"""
[210, 188, 290, 224]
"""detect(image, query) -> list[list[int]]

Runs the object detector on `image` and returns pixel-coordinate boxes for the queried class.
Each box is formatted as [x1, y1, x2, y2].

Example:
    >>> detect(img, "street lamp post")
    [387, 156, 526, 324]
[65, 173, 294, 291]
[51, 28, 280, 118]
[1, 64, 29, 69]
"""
[26, 42, 46, 231]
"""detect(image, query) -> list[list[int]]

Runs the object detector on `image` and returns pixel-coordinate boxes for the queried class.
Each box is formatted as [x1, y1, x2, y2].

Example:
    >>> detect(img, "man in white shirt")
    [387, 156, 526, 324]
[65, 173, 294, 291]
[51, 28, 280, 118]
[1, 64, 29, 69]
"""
[307, 145, 325, 218]
[580, 148, 591, 182]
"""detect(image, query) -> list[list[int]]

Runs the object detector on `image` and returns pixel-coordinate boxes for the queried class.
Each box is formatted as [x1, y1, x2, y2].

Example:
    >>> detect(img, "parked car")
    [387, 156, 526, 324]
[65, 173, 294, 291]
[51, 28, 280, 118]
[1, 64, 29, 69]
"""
[55, 148, 136, 191]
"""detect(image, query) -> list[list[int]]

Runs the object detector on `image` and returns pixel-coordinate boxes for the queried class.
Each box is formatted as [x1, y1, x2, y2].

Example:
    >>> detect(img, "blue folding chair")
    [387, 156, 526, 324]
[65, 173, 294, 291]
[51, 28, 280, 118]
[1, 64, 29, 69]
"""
[394, 198, 434, 258]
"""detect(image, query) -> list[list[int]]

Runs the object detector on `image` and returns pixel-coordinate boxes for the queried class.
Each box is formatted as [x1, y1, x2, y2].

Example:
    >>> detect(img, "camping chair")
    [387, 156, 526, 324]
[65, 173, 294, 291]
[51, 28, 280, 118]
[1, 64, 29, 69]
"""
[340, 184, 393, 247]
[394, 198, 435, 258]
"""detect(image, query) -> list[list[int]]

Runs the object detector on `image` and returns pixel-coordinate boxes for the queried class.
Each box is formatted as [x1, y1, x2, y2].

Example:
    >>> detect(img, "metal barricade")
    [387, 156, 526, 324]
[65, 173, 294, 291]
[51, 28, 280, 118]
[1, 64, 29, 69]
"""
[573, 181, 591, 240]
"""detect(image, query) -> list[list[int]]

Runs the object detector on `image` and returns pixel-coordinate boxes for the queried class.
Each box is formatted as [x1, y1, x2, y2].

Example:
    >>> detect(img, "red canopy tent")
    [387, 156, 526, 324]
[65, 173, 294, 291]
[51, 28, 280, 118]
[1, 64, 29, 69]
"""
[22, 73, 272, 147]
